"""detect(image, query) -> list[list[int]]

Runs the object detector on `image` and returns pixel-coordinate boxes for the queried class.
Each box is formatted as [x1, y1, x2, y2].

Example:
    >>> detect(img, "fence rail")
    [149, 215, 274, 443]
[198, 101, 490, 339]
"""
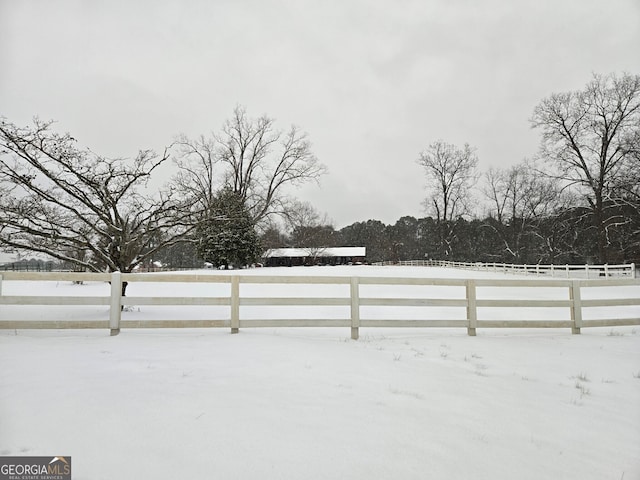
[1, 271, 639, 338]
[374, 260, 636, 278]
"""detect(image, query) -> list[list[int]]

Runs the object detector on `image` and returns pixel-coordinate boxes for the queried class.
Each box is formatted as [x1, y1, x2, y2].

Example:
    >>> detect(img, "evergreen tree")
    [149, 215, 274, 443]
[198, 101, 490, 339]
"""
[339, 220, 390, 263]
[197, 188, 261, 269]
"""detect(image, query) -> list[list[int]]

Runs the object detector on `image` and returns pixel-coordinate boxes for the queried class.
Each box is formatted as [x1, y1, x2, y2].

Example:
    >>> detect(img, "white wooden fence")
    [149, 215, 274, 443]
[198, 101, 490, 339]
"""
[0, 271, 639, 338]
[375, 260, 637, 278]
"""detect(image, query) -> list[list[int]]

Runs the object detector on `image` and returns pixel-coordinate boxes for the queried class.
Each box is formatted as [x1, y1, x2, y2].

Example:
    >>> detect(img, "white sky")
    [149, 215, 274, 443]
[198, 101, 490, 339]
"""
[1, 0, 639, 228]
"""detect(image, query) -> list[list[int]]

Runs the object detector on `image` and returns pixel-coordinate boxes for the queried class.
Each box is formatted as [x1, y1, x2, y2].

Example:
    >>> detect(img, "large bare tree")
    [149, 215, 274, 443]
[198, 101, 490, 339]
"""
[607, 128, 640, 262]
[0, 117, 196, 290]
[417, 140, 479, 256]
[531, 72, 640, 263]
[175, 105, 327, 225]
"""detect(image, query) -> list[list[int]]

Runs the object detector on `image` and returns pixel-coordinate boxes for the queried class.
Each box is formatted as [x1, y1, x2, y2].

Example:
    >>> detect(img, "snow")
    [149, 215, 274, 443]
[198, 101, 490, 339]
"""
[1, 266, 639, 480]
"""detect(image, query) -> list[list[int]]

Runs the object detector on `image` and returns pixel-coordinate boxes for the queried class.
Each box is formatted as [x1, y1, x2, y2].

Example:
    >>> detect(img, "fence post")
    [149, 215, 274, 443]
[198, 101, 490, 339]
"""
[0, 273, 3, 296]
[231, 276, 240, 334]
[109, 271, 122, 336]
[604, 264, 609, 278]
[350, 277, 360, 340]
[466, 280, 477, 336]
[569, 281, 582, 335]
[632, 263, 636, 279]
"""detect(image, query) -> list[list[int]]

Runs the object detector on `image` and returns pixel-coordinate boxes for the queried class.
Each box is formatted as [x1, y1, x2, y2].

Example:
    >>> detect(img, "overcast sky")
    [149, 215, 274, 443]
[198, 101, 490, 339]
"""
[1, 0, 639, 228]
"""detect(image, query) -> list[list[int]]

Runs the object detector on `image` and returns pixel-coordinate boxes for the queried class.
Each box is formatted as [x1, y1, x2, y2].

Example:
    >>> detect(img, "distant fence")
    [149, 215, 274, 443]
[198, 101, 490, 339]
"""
[1, 271, 639, 338]
[0, 262, 57, 272]
[374, 260, 636, 279]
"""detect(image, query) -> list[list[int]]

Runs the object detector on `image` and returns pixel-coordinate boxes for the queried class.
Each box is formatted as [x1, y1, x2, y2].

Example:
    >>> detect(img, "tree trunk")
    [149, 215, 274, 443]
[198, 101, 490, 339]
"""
[594, 194, 608, 264]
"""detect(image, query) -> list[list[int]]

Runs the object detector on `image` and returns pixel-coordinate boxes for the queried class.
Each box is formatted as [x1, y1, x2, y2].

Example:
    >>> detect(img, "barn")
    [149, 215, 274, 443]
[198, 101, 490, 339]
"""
[262, 247, 366, 267]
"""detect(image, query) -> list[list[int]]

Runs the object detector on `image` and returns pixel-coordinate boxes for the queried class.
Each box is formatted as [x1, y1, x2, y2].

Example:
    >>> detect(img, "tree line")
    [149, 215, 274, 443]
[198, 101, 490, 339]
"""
[258, 206, 636, 267]
[1, 72, 638, 278]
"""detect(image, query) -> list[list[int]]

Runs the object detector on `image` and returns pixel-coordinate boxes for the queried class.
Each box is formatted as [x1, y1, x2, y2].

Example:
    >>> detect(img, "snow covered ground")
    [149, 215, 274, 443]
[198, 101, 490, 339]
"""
[1, 266, 639, 480]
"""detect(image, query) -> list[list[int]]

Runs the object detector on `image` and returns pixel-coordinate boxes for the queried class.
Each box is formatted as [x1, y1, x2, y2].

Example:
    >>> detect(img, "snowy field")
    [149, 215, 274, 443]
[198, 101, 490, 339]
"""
[1, 266, 639, 480]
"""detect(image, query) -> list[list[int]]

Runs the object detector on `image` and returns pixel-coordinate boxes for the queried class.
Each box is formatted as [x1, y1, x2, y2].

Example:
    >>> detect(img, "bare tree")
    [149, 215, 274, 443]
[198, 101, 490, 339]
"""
[284, 200, 332, 235]
[285, 200, 336, 262]
[483, 161, 561, 261]
[484, 164, 529, 260]
[175, 105, 327, 225]
[173, 133, 218, 214]
[531, 72, 640, 263]
[0, 117, 196, 292]
[607, 129, 640, 262]
[417, 140, 479, 256]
